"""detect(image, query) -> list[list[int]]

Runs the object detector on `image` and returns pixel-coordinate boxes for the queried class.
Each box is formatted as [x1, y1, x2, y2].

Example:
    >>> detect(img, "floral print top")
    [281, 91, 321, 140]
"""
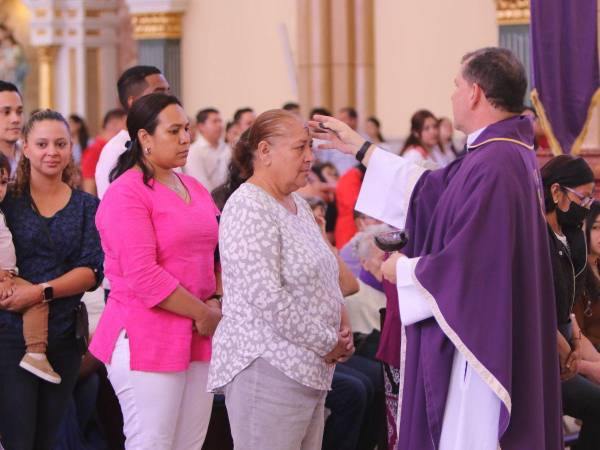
[208, 183, 343, 391]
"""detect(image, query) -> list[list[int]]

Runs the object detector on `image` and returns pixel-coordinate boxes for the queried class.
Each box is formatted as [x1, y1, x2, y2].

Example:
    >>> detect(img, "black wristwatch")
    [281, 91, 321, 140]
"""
[41, 282, 54, 303]
[356, 141, 372, 163]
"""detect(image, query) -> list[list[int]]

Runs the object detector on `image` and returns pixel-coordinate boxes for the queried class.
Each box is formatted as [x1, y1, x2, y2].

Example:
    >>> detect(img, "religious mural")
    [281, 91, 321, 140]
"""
[0, 22, 27, 91]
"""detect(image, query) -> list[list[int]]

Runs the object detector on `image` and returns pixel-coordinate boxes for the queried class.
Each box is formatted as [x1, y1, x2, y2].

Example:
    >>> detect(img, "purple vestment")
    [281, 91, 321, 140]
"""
[396, 116, 562, 449]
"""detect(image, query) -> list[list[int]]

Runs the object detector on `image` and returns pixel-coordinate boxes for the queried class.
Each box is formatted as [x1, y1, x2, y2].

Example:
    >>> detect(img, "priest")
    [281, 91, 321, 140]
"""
[311, 47, 562, 449]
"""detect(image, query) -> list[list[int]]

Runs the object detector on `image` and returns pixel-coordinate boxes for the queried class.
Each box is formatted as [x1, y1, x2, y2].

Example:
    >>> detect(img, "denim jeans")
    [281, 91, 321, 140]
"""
[0, 325, 81, 450]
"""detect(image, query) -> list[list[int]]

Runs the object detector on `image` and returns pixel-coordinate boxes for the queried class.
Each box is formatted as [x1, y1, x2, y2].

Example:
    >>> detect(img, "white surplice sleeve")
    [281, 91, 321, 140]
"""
[396, 256, 432, 325]
[355, 147, 429, 230]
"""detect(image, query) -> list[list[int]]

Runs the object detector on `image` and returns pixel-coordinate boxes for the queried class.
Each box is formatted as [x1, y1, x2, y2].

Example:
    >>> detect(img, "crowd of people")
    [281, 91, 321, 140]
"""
[0, 45, 596, 450]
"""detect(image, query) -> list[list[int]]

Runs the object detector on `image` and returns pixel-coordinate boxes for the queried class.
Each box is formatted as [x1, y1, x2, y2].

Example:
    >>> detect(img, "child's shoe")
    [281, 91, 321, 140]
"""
[19, 353, 61, 384]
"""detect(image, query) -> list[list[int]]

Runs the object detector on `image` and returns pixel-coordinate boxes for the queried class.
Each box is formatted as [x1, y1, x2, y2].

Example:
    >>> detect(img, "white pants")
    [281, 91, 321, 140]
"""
[106, 331, 213, 450]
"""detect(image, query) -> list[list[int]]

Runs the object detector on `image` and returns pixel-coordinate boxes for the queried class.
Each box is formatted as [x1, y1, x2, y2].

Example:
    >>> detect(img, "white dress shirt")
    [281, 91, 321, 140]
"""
[95, 129, 130, 200]
[183, 135, 231, 192]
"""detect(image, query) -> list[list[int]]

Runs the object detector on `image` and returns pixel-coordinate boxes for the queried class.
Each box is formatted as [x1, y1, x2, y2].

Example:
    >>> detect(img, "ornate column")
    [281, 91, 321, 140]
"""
[126, 0, 189, 98]
[353, 0, 375, 123]
[36, 45, 59, 109]
[297, 0, 374, 118]
[23, 0, 120, 134]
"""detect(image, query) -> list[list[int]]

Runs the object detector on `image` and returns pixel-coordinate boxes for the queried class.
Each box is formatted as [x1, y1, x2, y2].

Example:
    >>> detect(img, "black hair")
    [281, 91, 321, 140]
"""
[401, 109, 437, 155]
[0, 152, 10, 176]
[196, 108, 219, 124]
[0, 80, 20, 96]
[367, 116, 384, 142]
[461, 47, 527, 114]
[102, 108, 126, 129]
[233, 107, 254, 124]
[117, 65, 162, 111]
[110, 93, 182, 186]
[282, 102, 299, 111]
[339, 106, 358, 119]
[541, 155, 595, 213]
[68, 114, 89, 149]
[310, 107, 332, 117]
[585, 202, 600, 254]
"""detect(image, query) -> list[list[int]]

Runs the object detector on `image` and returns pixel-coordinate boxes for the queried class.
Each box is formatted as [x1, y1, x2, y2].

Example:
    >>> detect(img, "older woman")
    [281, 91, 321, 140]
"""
[208, 109, 355, 450]
[89, 93, 221, 449]
[0, 109, 103, 449]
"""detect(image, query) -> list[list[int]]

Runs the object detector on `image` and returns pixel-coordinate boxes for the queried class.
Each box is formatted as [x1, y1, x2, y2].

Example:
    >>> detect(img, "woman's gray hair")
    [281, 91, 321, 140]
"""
[352, 224, 392, 260]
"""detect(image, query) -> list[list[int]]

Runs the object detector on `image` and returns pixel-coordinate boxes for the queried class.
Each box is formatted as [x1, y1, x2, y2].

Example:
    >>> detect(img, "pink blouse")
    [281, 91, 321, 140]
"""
[89, 169, 220, 372]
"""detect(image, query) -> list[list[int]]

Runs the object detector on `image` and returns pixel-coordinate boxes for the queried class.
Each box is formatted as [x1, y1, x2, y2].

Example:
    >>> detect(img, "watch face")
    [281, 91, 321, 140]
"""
[44, 286, 53, 300]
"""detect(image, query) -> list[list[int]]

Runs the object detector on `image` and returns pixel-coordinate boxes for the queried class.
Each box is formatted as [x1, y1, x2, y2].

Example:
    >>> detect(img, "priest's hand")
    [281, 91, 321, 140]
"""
[309, 115, 364, 156]
[381, 253, 405, 284]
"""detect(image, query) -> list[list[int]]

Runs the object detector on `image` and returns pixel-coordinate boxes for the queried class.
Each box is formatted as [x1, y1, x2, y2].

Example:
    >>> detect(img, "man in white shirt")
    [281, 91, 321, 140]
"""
[0, 81, 23, 178]
[95, 65, 170, 199]
[318, 106, 362, 176]
[183, 108, 231, 192]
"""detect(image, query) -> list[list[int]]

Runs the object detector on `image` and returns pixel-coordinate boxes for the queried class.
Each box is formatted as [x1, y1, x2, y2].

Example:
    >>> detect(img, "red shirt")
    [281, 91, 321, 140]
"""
[80, 137, 108, 180]
[334, 167, 364, 249]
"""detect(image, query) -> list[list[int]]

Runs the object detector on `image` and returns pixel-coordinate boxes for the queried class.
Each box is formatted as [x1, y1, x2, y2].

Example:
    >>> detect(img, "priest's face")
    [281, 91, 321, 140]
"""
[451, 66, 472, 134]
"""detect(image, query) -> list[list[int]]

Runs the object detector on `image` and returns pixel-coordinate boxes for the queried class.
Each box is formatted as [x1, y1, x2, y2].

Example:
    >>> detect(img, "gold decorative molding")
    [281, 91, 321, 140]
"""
[37, 45, 59, 109]
[496, 0, 530, 26]
[131, 12, 183, 40]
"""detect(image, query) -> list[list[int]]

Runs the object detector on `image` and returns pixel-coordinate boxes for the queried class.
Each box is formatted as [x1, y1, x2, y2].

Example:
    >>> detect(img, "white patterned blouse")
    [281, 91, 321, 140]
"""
[208, 182, 343, 392]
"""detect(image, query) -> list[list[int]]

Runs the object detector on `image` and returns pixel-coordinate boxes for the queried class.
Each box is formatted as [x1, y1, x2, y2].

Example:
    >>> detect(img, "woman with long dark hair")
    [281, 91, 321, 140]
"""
[89, 93, 221, 449]
[576, 202, 600, 347]
[0, 109, 103, 449]
[399, 109, 439, 163]
[67, 114, 90, 166]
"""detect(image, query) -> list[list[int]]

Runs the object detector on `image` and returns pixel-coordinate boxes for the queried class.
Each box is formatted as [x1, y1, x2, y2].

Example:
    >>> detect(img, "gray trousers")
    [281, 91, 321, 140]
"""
[224, 358, 327, 450]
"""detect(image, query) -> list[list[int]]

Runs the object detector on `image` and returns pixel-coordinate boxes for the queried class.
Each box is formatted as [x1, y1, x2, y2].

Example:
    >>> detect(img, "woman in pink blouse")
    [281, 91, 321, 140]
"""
[89, 93, 222, 449]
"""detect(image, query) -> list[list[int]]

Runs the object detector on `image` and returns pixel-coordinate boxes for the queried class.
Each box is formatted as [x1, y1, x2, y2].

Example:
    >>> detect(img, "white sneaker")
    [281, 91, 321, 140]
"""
[19, 353, 62, 384]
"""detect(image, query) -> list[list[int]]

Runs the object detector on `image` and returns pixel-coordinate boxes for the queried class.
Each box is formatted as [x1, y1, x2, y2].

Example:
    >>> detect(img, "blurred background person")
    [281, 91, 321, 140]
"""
[184, 107, 231, 192]
[438, 116, 459, 162]
[364, 116, 384, 145]
[282, 102, 301, 116]
[80, 108, 126, 196]
[0, 81, 23, 178]
[399, 109, 442, 166]
[68, 114, 90, 166]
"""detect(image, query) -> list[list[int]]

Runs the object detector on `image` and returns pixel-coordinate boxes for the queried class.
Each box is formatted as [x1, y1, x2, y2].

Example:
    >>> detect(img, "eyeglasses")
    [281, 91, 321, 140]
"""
[562, 186, 595, 208]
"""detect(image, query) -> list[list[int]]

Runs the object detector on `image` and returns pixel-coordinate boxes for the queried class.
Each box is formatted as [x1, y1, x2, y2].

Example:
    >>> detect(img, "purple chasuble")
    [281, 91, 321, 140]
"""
[396, 116, 562, 449]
